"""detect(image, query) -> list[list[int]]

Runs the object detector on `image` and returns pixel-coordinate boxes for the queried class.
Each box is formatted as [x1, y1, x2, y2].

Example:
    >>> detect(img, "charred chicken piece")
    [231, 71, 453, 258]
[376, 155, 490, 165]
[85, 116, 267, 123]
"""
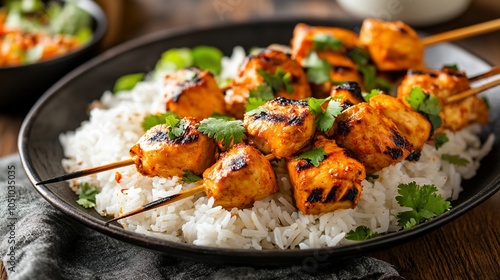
[369, 94, 432, 160]
[330, 81, 365, 109]
[226, 49, 312, 119]
[330, 102, 411, 174]
[397, 67, 489, 131]
[243, 97, 316, 159]
[359, 18, 424, 71]
[164, 68, 226, 120]
[287, 135, 365, 215]
[203, 143, 278, 209]
[129, 118, 217, 178]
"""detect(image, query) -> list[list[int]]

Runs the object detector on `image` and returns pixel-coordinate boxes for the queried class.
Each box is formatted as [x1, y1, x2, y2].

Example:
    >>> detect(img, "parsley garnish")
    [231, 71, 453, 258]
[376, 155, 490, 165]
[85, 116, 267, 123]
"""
[434, 133, 449, 150]
[257, 67, 294, 94]
[198, 118, 247, 148]
[296, 148, 327, 167]
[405, 87, 443, 131]
[141, 112, 177, 131]
[362, 89, 380, 102]
[396, 182, 451, 230]
[182, 170, 202, 183]
[303, 51, 331, 84]
[113, 73, 144, 93]
[312, 33, 343, 52]
[76, 183, 99, 209]
[345, 226, 379, 241]
[441, 154, 470, 166]
[307, 97, 343, 132]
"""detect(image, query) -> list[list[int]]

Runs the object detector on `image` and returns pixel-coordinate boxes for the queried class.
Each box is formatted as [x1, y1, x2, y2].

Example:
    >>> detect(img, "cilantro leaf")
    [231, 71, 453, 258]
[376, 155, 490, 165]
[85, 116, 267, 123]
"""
[345, 226, 379, 241]
[155, 48, 193, 73]
[396, 182, 451, 229]
[307, 97, 330, 116]
[141, 112, 177, 131]
[443, 64, 459, 71]
[245, 107, 267, 117]
[113, 73, 144, 93]
[316, 100, 343, 133]
[198, 118, 247, 148]
[362, 89, 380, 102]
[434, 133, 449, 150]
[192, 45, 224, 75]
[257, 67, 294, 94]
[441, 154, 470, 166]
[182, 170, 202, 183]
[168, 119, 188, 140]
[76, 183, 99, 209]
[249, 84, 274, 101]
[348, 47, 370, 66]
[245, 84, 274, 112]
[405, 87, 443, 131]
[482, 97, 490, 110]
[303, 51, 331, 84]
[307, 97, 342, 132]
[312, 33, 343, 52]
[296, 148, 327, 167]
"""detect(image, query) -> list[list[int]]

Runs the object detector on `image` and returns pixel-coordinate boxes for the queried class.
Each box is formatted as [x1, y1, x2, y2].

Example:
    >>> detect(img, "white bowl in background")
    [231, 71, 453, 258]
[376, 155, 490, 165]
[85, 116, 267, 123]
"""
[337, 0, 472, 26]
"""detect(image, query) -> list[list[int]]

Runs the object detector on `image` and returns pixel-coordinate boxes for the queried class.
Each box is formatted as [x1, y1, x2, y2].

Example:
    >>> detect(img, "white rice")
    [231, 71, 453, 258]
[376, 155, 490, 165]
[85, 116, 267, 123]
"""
[59, 47, 495, 250]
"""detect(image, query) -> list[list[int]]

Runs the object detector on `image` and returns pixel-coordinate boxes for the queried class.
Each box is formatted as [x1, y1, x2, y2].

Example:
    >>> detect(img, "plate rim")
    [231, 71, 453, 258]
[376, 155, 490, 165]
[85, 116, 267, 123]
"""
[18, 17, 500, 265]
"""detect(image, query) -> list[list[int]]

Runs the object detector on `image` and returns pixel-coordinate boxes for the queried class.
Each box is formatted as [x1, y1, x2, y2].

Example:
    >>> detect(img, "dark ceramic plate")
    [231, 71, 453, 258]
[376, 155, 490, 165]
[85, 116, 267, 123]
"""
[19, 19, 500, 266]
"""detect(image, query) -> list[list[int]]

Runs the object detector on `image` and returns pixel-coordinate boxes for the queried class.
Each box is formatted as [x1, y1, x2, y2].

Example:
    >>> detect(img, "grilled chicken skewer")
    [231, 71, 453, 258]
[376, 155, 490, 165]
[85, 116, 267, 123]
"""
[37, 69, 498, 185]
[359, 18, 500, 71]
[107, 143, 278, 224]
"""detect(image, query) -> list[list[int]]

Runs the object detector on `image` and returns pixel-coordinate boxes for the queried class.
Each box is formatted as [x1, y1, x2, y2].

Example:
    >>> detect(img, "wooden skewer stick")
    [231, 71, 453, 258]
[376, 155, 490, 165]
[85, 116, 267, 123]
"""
[37, 154, 277, 185]
[468, 66, 500, 83]
[446, 78, 500, 104]
[421, 18, 500, 47]
[36, 158, 135, 185]
[106, 153, 277, 224]
[105, 184, 206, 224]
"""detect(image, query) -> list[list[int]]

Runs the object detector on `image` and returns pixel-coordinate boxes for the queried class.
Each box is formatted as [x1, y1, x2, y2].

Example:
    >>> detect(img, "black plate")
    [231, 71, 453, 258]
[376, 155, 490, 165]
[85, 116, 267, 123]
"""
[18, 19, 500, 266]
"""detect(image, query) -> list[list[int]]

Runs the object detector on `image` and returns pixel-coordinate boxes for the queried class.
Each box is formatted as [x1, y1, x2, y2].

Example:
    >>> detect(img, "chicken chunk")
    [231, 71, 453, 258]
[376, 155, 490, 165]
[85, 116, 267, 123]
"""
[203, 143, 278, 209]
[330, 81, 365, 109]
[397, 67, 489, 131]
[291, 23, 363, 98]
[291, 23, 358, 69]
[359, 18, 424, 71]
[243, 97, 316, 158]
[164, 68, 226, 120]
[369, 94, 432, 160]
[330, 103, 411, 174]
[129, 118, 217, 178]
[287, 135, 365, 215]
[226, 49, 312, 119]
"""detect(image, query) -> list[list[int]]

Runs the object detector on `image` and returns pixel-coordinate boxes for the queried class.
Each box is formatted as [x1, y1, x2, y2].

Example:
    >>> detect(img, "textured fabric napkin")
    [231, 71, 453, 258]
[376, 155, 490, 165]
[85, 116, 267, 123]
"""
[0, 154, 399, 280]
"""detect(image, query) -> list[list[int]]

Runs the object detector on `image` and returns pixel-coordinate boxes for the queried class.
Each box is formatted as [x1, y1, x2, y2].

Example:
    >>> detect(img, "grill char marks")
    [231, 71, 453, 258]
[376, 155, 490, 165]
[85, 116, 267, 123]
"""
[228, 156, 247, 171]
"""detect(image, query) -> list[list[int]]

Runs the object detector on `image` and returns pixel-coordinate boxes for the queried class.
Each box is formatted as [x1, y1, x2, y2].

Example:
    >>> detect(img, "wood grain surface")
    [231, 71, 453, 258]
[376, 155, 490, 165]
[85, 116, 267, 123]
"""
[1, 0, 499, 279]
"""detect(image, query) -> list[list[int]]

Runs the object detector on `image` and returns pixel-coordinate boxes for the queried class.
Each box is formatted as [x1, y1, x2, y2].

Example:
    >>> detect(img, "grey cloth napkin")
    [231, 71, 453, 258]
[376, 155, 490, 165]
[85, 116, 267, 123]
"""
[0, 154, 400, 280]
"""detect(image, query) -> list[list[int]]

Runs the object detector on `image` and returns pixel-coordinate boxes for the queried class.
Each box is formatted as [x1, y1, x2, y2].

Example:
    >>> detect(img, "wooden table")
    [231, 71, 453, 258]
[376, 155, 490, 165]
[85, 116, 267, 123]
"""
[1, 1, 499, 279]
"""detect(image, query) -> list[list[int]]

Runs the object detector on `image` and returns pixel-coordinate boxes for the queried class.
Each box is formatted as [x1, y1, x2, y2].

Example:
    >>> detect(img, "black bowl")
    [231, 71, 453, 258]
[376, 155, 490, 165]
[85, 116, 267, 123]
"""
[0, 0, 107, 112]
[18, 19, 500, 266]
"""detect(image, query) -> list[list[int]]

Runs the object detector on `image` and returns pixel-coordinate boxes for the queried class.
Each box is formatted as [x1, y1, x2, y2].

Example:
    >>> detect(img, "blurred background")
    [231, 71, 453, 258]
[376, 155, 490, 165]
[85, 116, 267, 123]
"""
[96, 0, 499, 59]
